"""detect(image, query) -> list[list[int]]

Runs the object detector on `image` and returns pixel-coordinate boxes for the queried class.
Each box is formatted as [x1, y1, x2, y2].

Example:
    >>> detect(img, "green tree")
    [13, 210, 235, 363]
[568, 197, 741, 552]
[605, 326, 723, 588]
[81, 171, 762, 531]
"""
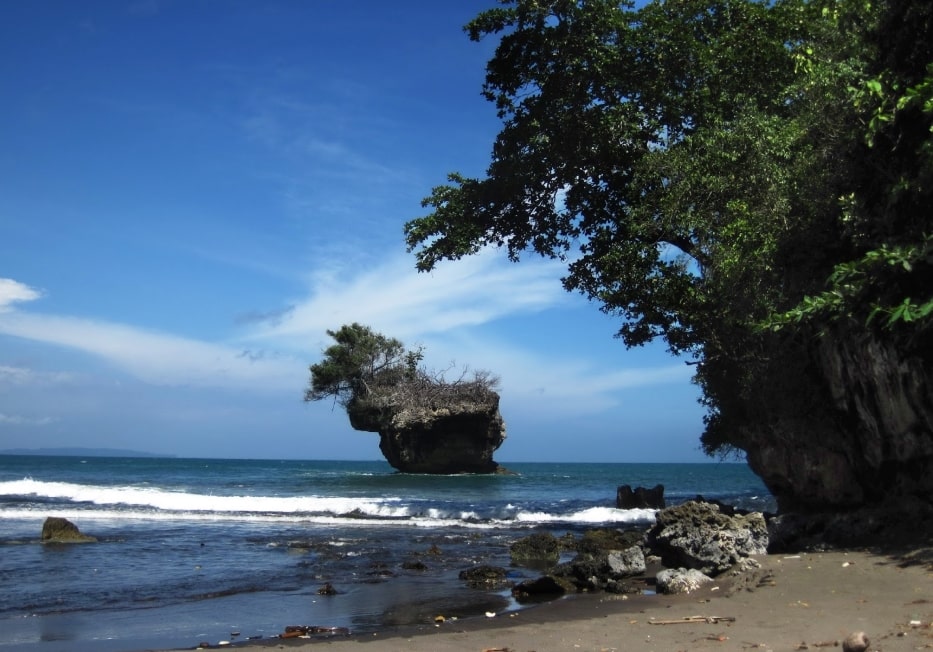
[404, 0, 931, 466]
[407, 0, 806, 351]
[305, 323, 408, 407]
[767, 0, 933, 332]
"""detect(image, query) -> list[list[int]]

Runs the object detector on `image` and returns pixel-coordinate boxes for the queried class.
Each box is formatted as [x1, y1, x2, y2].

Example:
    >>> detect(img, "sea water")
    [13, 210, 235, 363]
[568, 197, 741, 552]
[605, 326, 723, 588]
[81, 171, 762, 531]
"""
[0, 456, 774, 651]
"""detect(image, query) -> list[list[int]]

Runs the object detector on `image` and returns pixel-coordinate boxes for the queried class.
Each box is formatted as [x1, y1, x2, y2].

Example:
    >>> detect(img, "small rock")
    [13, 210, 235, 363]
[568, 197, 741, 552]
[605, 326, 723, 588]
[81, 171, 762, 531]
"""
[510, 532, 560, 567]
[40, 517, 97, 543]
[655, 567, 713, 594]
[401, 560, 427, 571]
[842, 631, 869, 652]
[511, 575, 573, 600]
[458, 565, 509, 585]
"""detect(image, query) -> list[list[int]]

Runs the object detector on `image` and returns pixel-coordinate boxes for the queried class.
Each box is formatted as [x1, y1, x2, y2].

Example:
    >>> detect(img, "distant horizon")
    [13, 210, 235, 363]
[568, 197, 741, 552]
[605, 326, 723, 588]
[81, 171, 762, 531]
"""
[0, 446, 744, 465]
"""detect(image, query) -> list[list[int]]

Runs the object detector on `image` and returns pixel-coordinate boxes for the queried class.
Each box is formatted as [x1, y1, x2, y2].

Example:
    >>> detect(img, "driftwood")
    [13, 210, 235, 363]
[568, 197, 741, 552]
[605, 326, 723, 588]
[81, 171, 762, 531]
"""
[648, 615, 736, 625]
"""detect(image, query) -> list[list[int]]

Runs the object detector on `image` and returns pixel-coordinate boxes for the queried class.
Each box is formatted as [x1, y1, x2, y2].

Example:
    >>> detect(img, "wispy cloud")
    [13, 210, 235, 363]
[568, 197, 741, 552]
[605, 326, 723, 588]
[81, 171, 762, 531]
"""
[0, 310, 305, 392]
[0, 278, 42, 311]
[249, 248, 570, 347]
[234, 306, 295, 327]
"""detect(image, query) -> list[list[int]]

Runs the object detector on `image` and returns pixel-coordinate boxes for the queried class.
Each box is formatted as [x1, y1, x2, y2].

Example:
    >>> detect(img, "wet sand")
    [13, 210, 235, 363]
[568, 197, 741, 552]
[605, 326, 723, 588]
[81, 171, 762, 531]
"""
[177, 547, 931, 652]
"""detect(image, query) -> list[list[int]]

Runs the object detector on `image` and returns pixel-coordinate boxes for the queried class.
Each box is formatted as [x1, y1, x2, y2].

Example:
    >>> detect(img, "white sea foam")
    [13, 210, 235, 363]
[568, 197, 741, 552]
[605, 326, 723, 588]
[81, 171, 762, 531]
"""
[0, 478, 408, 517]
[512, 506, 657, 525]
[0, 507, 509, 530]
[0, 479, 657, 528]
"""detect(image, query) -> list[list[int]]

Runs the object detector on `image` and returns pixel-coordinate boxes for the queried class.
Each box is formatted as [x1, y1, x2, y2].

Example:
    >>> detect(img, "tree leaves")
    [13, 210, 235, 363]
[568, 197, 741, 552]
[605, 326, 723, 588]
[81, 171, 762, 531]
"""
[305, 323, 407, 407]
[406, 0, 932, 455]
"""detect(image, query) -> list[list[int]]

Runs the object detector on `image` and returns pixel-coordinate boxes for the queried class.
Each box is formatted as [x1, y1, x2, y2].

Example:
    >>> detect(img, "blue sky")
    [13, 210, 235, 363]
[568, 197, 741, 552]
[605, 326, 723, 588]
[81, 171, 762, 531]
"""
[0, 1, 708, 462]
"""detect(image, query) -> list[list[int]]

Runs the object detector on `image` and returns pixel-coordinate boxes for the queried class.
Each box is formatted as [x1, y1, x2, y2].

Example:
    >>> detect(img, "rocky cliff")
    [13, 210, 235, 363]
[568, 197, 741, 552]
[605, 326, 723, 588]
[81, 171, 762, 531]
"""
[347, 384, 506, 474]
[742, 322, 933, 513]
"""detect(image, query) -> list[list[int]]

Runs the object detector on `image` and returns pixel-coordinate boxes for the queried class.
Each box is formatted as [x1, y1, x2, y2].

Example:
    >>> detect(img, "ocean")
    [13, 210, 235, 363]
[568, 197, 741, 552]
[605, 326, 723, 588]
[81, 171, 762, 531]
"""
[0, 456, 775, 652]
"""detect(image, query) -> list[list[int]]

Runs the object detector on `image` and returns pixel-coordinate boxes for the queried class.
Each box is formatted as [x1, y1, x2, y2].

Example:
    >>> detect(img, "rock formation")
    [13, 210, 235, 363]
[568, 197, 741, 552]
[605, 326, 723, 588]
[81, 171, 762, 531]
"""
[498, 504, 773, 601]
[347, 383, 505, 474]
[616, 484, 665, 509]
[646, 500, 768, 575]
[41, 516, 97, 543]
[720, 323, 932, 516]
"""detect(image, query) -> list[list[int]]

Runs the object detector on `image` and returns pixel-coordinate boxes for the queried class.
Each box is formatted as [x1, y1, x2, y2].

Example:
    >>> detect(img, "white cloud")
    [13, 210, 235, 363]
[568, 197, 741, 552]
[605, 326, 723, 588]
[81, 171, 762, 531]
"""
[252, 248, 569, 347]
[0, 254, 568, 396]
[0, 312, 305, 392]
[0, 278, 42, 311]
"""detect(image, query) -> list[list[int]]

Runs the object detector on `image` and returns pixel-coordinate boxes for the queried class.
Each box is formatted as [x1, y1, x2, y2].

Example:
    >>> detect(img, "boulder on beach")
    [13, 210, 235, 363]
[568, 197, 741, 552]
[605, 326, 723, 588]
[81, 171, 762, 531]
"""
[646, 500, 768, 575]
[40, 517, 97, 543]
[554, 544, 647, 593]
[655, 567, 714, 594]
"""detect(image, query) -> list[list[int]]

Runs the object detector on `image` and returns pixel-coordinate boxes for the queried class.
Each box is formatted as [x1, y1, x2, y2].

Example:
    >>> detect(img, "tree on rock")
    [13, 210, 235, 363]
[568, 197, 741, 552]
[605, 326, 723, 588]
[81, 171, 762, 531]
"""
[306, 323, 507, 474]
[305, 323, 411, 407]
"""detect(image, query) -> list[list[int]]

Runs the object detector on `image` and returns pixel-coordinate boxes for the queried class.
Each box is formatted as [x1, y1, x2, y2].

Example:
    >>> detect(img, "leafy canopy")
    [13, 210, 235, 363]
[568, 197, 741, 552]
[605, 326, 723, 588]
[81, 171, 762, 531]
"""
[305, 323, 413, 407]
[404, 0, 932, 454]
[406, 0, 809, 357]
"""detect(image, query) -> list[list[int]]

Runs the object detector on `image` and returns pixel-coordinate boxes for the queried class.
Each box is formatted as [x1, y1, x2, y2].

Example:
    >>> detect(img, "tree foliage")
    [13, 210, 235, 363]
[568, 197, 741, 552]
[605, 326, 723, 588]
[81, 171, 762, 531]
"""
[305, 323, 410, 407]
[404, 0, 932, 455]
[306, 323, 499, 418]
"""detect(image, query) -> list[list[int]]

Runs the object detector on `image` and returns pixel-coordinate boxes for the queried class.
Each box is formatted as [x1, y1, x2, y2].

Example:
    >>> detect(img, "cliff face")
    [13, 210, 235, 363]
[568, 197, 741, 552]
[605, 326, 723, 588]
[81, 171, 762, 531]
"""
[743, 323, 933, 512]
[348, 390, 506, 474]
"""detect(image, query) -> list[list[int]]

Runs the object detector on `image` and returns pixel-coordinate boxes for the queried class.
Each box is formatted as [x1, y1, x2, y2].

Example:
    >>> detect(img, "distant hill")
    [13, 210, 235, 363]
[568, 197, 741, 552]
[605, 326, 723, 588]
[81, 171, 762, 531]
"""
[0, 447, 173, 458]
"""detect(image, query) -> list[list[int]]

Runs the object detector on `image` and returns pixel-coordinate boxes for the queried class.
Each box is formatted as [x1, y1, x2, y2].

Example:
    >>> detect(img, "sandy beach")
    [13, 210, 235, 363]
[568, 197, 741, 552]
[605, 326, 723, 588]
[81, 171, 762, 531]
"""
[180, 546, 931, 652]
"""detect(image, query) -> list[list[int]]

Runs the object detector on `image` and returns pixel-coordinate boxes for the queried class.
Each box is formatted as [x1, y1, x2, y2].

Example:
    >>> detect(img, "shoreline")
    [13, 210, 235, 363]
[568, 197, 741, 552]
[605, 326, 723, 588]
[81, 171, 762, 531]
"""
[166, 546, 932, 652]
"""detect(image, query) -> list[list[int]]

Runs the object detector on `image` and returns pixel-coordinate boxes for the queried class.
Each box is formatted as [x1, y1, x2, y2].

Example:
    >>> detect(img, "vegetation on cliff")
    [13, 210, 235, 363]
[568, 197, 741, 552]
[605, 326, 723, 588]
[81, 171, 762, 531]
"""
[305, 323, 500, 432]
[404, 0, 931, 506]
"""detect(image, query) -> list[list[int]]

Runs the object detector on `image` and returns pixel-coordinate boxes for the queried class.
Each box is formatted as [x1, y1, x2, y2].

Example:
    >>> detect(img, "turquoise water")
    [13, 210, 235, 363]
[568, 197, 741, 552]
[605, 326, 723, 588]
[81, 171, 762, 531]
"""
[0, 456, 773, 651]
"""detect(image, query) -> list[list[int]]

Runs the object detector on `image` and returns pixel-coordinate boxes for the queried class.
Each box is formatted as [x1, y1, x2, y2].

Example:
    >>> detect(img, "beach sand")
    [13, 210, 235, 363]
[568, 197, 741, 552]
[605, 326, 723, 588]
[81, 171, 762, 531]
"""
[185, 546, 931, 652]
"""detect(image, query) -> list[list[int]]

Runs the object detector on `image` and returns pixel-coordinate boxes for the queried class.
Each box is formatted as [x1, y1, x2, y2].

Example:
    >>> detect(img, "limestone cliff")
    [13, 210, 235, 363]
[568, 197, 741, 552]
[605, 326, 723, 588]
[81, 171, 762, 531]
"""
[347, 382, 506, 474]
[741, 322, 933, 512]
